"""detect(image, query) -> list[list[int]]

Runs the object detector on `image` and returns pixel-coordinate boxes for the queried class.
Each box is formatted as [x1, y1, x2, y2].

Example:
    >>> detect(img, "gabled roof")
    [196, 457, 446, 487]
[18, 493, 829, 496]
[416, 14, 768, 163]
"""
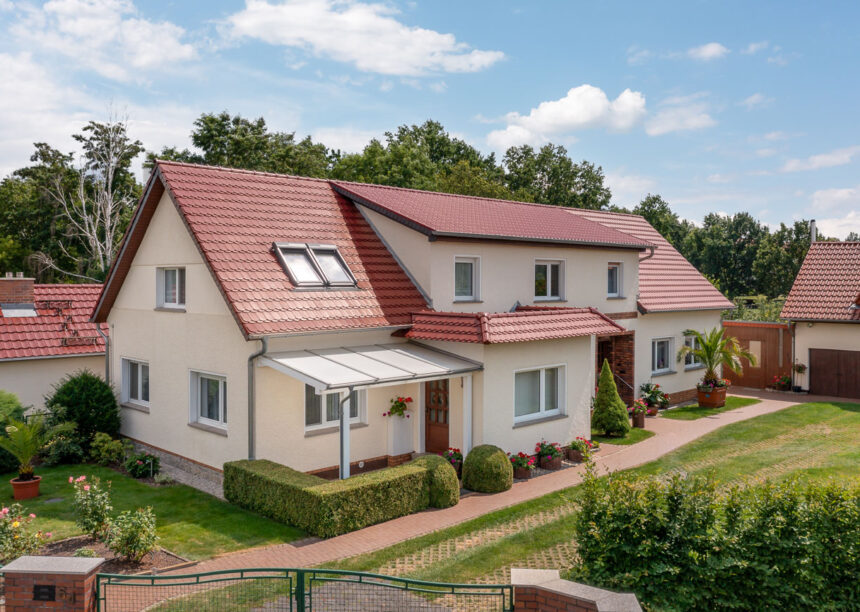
[93, 162, 428, 337]
[781, 241, 860, 322]
[405, 306, 626, 344]
[332, 182, 652, 250]
[0, 285, 106, 361]
[565, 209, 733, 313]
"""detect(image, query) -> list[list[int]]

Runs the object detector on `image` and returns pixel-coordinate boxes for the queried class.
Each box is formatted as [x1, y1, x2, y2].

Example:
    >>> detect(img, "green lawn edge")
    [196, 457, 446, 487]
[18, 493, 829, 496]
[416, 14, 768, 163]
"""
[591, 427, 655, 446]
[660, 395, 761, 420]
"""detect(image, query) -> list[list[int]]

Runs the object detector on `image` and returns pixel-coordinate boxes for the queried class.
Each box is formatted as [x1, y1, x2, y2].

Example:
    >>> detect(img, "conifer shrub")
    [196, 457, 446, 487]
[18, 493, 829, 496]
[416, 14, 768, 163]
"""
[591, 359, 630, 437]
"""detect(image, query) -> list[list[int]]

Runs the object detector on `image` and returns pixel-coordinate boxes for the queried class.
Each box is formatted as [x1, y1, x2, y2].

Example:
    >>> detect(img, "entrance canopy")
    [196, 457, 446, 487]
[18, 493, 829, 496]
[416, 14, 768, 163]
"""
[260, 342, 482, 393]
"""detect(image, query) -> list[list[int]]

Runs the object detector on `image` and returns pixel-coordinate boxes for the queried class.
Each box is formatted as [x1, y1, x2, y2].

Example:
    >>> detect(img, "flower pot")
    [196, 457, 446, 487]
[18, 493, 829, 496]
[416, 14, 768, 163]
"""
[697, 386, 726, 408]
[792, 385, 802, 393]
[566, 448, 585, 463]
[632, 412, 646, 428]
[514, 467, 532, 480]
[455, 463, 463, 480]
[10, 475, 41, 500]
[539, 455, 562, 470]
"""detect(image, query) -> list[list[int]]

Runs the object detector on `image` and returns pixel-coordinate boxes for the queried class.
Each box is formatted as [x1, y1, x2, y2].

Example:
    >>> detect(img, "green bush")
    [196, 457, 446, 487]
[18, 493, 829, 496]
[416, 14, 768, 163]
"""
[0, 391, 25, 473]
[42, 435, 85, 466]
[71, 475, 112, 539]
[462, 445, 512, 493]
[591, 359, 630, 437]
[90, 433, 130, 466]
[106, 507, 159, 562]
[125, 452, 160, 478]
[224, 460, 433, 537]
[411, 455, 459, 508]
[46, 370, 120, 451]
[73, 547, 97, 558]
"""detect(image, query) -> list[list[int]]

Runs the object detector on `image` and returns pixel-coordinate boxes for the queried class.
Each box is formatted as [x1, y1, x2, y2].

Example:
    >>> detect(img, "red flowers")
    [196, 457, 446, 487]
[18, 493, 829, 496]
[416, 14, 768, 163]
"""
[385, 395, 414, 418]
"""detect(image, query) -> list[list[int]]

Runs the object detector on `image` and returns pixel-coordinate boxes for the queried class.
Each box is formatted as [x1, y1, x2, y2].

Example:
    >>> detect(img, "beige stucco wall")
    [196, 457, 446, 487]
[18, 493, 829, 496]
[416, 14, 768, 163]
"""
[0, 355, 105, 411]
[794, 322, 860, 374]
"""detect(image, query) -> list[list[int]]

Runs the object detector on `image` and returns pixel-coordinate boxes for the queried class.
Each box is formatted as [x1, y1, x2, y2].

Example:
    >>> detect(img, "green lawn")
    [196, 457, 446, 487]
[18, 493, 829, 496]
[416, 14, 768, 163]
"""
[3, 465, 304, 560]
[660, 395, 760, 420]
[591, 427, 655, 446]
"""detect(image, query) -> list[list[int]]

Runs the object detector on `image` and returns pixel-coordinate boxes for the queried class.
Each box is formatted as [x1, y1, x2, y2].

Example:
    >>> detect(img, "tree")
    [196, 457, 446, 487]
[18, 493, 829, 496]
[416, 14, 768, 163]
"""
[435, 160, 513, 199]
[751, 221, 813, 297]
[591, 360, 630, 437]
[676, 327, 756, 386]
[633, 194, 693, 248]
[844, 231, 859, 242]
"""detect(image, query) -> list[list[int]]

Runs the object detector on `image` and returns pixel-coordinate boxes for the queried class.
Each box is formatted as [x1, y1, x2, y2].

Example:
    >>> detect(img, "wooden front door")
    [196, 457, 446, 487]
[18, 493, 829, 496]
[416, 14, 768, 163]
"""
[425, 380, 450, 453]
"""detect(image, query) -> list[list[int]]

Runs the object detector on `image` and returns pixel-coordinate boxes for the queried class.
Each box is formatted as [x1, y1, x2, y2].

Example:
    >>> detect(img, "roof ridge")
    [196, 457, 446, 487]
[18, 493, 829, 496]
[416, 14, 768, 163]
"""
[155, 159, 334, 184]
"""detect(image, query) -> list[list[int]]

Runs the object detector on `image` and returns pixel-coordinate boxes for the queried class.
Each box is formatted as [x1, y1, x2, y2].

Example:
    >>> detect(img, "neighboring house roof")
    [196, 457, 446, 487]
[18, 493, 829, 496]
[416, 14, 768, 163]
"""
[332, 182, 652, 250]
[0, 284, 106, 360]
[565, 209, 733, 313]
[405, 306, 626, 343]
[93, 162, 429, 338]
[781, 241, 860, 322]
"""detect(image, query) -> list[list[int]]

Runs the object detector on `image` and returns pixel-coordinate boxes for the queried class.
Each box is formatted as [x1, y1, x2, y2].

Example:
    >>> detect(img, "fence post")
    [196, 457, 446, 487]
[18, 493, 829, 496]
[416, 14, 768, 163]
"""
[2, 555, 105, 612]
[295, 569, 306, 611]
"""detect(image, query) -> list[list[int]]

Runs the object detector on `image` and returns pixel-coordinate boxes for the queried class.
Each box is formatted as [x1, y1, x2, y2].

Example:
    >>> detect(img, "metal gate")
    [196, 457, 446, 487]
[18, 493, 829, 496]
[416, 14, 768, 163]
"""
[96, 568, 514, 612]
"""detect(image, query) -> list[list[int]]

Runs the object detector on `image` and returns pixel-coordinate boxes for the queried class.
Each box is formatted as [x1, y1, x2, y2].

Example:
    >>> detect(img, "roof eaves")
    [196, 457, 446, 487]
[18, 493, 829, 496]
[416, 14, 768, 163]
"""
[430, 231, 650, 251]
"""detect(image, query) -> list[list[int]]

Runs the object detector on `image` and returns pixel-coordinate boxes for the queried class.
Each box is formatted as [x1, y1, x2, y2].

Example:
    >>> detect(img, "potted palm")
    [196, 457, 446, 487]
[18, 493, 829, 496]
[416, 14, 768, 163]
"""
[0, 417, 74, 500]
[677, 328, 756, 408]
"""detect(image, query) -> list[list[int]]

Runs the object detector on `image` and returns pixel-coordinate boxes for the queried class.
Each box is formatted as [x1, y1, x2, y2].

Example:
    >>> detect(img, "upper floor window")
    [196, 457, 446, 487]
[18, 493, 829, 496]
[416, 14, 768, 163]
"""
[304, 385, 361, 430]
[191, 371, 227, 429]
[157, 267, 185, 308]
[607, 263, 622, 297]
[275, 243, 356, 288]
[121, 358, 149, 406]
[684, 335, 703, 369]
[514, 365, 564, 423]
[652, 338, 673, 374]
[454, 256, 480, 301]
[535, 260, 563, 300]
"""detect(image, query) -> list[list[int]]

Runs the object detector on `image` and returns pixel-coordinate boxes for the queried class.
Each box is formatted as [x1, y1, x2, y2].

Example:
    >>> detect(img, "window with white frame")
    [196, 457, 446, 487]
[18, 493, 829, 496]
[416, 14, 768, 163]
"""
[275, 243, 356, 288]
[651, 338, 673, 374]
[607, 263, 622, 297]
[190, 371, 227, 428]
[514, 365, 564, 423]
[535, 260, 563, 299]
[684, 335, 703, 368]
[156, 267, 185, 308]
[454, 257, 479, 301]
[121, 359, 149, 405]
[304, 385, 361, 430]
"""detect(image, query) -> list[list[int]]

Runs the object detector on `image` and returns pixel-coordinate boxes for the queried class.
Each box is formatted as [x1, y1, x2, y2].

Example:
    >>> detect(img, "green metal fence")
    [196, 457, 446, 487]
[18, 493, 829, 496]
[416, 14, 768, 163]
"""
[96, 568, 513, 612]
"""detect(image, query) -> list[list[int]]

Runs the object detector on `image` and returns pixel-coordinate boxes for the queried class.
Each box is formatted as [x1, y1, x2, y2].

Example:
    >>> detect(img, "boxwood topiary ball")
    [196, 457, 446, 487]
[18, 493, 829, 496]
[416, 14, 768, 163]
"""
[462, 444, 513, 493]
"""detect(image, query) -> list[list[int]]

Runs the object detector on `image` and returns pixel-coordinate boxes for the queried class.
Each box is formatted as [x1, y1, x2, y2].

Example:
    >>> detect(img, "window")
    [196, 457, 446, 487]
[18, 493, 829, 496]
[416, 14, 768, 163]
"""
[121, 359, 149, 405]
[651, 338, 673, 374]
[304, 385, 361, 430]
[514, 365, 564, 423]
[535, 260, 563, 299]
[156, 267, 185, 308]
[454, 257, 479, 301]
[190, 371, 227, 428]
[684, 336, 703, 368]
[607, 263, 621, 297]
[275, 243, 356, 288]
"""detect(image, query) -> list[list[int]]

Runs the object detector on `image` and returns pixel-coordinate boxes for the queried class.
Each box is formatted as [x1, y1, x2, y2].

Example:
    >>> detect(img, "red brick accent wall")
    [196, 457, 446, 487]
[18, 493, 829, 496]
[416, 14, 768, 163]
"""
[597, 332, 636, 406]
[514, 586, 599, 611]
[4, 570, 99, 611]
[0, 278, 35, 304]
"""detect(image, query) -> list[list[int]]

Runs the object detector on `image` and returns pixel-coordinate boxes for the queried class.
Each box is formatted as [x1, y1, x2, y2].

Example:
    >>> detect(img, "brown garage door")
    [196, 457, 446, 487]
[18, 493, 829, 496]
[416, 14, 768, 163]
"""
[809, 349, 860, 398]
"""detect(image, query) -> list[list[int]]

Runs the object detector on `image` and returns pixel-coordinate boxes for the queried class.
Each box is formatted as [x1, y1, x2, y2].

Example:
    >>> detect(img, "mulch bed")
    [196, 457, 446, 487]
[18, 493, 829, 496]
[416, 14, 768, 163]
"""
[38, 535, 189, 574]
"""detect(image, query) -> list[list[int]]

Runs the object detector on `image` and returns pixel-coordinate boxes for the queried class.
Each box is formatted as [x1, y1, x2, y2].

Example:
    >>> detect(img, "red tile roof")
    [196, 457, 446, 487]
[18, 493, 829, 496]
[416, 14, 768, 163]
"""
[332, 182, 651, 250]
[405, 307, 626, 343]
[94, 162, 428, 337]
[781, 241, 860, 321]
[0, 284, 106, 360]
[565, 209, 733, 313]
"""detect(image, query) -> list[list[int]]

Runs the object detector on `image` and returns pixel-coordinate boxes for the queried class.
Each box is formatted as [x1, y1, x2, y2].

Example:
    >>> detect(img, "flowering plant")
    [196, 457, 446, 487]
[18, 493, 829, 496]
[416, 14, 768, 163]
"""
[384, 396, 413, 418]
[771, 374, 791, 390]
[71, 475, 112, 539]
[647, 406, 659, 417]
[125, 452, 160, 478]
[568, 437, 593, 453]
[629, 398, 648, 416]
[697, 378, 731, 391]
[0, 503, 50, 563]
[534, 440, 562, 459]
[639, 382, 669, 409]
[439, 447, 463, 469]
[509, 452, 536, 470]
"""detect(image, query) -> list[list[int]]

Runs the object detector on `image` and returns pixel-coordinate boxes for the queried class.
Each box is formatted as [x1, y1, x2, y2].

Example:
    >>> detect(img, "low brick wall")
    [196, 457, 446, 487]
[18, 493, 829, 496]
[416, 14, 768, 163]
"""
[3, 556, 104, 611]
[666, 387, 698, 405]
[512, 568, 641, 612]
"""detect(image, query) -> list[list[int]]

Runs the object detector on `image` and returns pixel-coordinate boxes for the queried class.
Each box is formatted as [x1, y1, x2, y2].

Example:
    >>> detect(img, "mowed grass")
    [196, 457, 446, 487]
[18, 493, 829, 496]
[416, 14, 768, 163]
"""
[2, 465, 304, 560]
[591, 427, 655, 446]
[660, 395, 760, 420]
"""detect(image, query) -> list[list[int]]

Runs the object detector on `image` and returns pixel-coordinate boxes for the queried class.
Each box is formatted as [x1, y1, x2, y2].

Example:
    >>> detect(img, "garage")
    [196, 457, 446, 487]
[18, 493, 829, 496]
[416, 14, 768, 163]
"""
[809, 349, 860, 399]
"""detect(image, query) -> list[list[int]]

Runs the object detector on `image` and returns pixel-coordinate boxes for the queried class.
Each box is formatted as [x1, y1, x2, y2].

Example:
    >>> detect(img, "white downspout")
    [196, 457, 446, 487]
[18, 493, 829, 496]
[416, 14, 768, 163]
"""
[339, 387, 353, 479]
[247, 337, 268, 460]
[95, 325, 110, 384]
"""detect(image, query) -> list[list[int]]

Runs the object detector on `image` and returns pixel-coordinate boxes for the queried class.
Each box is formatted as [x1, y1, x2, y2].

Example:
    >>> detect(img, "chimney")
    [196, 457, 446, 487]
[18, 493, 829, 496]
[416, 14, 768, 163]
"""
[0, 273, 35, 305]
[810, 219, 817, 242]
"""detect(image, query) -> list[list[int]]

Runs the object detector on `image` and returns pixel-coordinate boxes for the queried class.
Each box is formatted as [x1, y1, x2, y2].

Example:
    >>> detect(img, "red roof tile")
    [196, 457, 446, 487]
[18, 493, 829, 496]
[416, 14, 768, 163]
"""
[405, 307, 626, 344]
[781, 241, 860, 321]
[565, 209, 733, 313]
[332, 182, 651, 250]
[0, 285, 106, 360]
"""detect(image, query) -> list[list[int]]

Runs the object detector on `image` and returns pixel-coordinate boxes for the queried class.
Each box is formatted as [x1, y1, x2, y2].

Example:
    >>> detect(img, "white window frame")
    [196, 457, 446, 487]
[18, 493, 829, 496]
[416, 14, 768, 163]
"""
[534, 259, 564, 300]
[121, 358, 149, 407]
[189, 370, 227, 429]
[512, 364, 566, 424]
[684, 335, 704, 369]
[651, 338, 674, 375]
[304, 386, 365, 431]
[274, 242, 357, 288]
[156, 267, 186, 309]
[454, 256, 480, 302]
[607, 263, 622, 298]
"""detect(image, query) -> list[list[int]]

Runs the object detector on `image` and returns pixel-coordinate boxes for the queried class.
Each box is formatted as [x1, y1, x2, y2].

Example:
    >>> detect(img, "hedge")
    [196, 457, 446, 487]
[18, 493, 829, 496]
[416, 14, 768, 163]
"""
[224, 459, 434, 537]
[411, 455, 459, 508]
[462, 444, 512, 493]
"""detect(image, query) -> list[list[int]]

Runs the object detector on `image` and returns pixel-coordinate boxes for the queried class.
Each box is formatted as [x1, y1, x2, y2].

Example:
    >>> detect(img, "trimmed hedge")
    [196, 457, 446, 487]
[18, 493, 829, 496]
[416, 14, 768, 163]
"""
[411, 455, 459, 508]
[224, 460, 433, 537]
[462, 444, 512, 493]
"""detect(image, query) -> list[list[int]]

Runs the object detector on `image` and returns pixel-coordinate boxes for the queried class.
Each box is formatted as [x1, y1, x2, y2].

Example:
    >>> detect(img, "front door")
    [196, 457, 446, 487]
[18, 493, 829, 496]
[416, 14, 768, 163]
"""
[425, 380, 449, 453]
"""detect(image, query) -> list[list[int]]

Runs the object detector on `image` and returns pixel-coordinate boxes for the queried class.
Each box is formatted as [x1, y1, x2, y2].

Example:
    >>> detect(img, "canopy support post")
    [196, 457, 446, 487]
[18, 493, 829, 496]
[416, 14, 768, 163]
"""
[462, 374, 473, 456]
[339, 387, 353, 479]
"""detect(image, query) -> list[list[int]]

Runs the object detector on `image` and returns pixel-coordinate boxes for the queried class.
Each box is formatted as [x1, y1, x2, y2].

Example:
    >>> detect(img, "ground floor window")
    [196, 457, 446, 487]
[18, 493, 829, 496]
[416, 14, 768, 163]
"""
[121, 358, 149, 406]
[304, 385, 361, 430]
[652, 338, 673, 374]
[191, 371, 227, 428]
[684, 335, 703, 368]
[514, 365, 564, 423]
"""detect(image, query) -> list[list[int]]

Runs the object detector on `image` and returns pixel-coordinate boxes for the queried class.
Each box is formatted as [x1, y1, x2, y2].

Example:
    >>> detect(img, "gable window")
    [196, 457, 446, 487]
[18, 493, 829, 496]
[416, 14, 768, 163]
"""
[535, 260, 563, 299]
[157, 267, 185, 308]
[275, 243, 356, 288]
[454, 257, 479, 301]
[121, 358, 149, 406]
[651, 338, 673, 374]
[304, 385, 361, 430]
[607, 263, 622, 297]
[684, 335, 703, 369]
[190, 371, 227, 428]
[514, 365, 564, 423]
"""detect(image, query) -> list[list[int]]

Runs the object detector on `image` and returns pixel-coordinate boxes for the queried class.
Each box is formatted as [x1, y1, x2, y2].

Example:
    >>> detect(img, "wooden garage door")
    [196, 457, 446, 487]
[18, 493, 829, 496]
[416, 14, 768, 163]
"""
[809, 349, 860, 399]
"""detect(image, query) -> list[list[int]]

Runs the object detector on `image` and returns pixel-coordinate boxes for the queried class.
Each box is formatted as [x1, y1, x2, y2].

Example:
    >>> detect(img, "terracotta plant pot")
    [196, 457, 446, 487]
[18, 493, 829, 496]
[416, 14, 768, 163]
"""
[566, 448, 585, 463]
[697, 386, 726, 408]
[514, 467, 532, 480]
[632, 412, 646, 428]
[539, 455, 562, 470]
[10, 475, 41, 500]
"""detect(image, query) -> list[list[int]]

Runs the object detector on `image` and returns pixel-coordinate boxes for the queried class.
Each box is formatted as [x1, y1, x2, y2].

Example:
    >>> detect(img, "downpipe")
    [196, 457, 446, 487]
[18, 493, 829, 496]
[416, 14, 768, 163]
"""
[247, 337, 268, 460]
[96, 325, 110, 384]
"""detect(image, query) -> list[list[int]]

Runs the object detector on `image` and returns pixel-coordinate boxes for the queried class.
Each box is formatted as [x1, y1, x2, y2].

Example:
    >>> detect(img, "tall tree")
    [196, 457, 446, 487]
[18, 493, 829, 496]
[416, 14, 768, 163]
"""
[751, 220, 814, 297]
[632, 194, 693, 248]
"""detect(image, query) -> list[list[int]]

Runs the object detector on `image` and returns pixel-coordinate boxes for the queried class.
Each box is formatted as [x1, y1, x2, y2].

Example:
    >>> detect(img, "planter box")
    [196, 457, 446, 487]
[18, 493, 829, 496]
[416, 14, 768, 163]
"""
[566, 448, 585, 463]
[539, 455, 562, 470]
[11, 475, 41, 500]
[697, 386, 727, 408]
[513, 467, 532, 480]
[388, 413, 414, 456]
[632, 412, 646, 428]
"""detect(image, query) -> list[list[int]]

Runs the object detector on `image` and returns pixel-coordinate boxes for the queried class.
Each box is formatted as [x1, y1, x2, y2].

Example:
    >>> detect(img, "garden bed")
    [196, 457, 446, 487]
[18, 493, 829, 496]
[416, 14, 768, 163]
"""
[38, 535, 191, 574]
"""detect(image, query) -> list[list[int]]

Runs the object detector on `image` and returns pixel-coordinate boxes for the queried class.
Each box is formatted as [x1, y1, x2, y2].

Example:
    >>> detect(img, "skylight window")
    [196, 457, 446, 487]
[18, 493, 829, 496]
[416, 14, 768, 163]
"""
[274, 243, 356, 288]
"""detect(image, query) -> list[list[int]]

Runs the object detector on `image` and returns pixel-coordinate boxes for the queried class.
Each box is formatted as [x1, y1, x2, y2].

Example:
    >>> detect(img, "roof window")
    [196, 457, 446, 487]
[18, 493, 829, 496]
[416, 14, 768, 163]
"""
[274, 243, 356, 288]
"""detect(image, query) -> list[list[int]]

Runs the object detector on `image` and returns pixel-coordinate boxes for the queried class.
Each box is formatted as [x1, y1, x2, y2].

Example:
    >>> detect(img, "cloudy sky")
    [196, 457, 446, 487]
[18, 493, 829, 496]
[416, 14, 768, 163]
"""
[1, 0, 859, 237]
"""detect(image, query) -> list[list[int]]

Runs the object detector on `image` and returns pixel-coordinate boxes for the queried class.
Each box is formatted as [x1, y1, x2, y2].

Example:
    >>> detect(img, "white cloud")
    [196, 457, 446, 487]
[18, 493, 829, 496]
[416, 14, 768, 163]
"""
[739, 93, 773, 110]
[225, 0, 504, 76]
[763, 131, 788, 141]
[429, 80, 448, 93]
[811, 185, 860, 212]
[626, 45, 651, 65]
[781, 145, 860, 172]
[707, 173, 732, 183]
[486, 85, 646, 149]
[687, 42, 729, 61]
[756, 148, 777, 158]
[9, 0, 196, 83]
[311, 127, 378, 153]
[741, 41, 769, 55]
[605, 171, 657, 206]
[817, 211, 860, 240]
[645, 93, 716, 136]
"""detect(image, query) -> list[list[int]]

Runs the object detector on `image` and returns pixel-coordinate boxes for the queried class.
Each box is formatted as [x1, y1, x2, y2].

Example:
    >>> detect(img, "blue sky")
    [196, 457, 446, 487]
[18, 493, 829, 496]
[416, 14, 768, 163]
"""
[1, 0, 859, 237]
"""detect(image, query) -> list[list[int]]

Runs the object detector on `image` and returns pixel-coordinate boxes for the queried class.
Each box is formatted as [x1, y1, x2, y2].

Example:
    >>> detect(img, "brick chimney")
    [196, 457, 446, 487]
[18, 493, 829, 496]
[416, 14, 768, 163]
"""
[0, 272, 35, 304]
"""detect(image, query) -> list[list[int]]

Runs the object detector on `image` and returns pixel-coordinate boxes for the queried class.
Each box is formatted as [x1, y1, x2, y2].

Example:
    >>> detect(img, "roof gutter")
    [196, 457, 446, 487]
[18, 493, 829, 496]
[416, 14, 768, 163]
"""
[640, 245, 656, 261]
[247, 337, 268, 460]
